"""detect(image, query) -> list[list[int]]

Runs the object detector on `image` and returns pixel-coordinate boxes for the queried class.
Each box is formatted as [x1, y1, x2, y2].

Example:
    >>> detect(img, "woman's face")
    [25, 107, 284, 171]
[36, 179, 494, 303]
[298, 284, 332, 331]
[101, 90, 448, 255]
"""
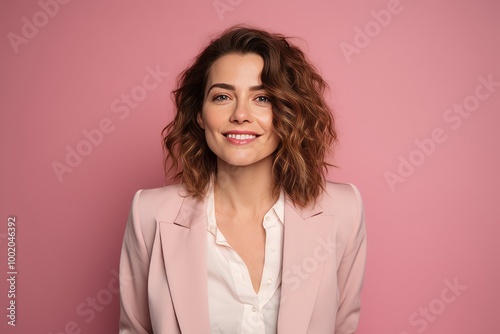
[198, 53, 279, 168]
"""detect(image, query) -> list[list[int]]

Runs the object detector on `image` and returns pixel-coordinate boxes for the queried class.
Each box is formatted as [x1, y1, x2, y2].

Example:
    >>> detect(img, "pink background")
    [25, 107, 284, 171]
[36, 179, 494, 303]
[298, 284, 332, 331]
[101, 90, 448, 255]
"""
[1, 0, 499, 333]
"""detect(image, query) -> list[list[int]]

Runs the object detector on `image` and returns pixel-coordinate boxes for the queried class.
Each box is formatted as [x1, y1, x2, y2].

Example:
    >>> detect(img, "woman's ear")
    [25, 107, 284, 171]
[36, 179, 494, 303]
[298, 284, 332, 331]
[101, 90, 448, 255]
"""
[197, 112, 205, 129]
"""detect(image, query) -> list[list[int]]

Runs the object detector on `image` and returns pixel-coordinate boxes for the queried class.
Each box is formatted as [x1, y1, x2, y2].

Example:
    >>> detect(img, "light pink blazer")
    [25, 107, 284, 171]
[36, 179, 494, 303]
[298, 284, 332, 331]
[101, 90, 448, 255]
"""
[119, 181, 366, 334]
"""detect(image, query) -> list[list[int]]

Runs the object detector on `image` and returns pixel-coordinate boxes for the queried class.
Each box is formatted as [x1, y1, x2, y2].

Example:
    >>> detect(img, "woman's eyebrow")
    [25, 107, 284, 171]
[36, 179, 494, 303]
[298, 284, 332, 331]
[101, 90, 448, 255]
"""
[206, 83, 265, 94]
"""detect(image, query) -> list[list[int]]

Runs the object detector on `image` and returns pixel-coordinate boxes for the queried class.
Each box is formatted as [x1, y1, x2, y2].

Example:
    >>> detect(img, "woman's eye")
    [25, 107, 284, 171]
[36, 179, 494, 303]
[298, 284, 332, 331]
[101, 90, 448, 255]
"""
[213, 94, 230, 102]
[256, 96, 271, 103]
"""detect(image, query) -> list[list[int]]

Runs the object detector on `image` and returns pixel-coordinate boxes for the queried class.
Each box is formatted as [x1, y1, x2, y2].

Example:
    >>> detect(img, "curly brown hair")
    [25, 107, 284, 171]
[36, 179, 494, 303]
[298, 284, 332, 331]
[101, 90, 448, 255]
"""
[162, 25, 337, 207]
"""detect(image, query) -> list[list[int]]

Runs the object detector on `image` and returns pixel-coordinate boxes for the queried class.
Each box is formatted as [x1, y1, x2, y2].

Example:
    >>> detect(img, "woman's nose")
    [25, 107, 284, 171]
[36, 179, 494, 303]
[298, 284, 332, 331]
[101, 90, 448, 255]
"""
[229, 101, 253, 124]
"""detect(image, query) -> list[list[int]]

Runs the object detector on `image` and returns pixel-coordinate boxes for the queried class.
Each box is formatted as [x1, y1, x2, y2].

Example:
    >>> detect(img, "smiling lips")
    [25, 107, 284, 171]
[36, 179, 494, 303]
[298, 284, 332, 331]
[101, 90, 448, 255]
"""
[223, 132, 260, 144]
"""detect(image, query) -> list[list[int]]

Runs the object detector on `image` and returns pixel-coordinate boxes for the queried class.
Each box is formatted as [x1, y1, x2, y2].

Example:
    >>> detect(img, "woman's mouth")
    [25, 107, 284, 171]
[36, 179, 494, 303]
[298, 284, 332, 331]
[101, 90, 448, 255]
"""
[223, 133, 260, 144]
[226, 133, 257, 140]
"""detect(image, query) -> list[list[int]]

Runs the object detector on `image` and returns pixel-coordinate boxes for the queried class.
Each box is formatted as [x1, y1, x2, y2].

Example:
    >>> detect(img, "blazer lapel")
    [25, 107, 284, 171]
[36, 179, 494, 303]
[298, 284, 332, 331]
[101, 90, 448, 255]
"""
[277, 198, 335, 333]
[158, 193, 211, 334]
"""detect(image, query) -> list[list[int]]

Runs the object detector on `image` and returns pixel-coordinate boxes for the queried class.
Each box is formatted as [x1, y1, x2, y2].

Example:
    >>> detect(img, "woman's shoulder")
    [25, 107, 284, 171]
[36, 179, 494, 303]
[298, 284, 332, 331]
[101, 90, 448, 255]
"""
[130, 183, 188, 222]
[320, 181, 364, 217]
[322, 181, 366, 247]
[324, 181, 362, 200]
[125, 183, 192, 250]
[137, 182, 186, 202]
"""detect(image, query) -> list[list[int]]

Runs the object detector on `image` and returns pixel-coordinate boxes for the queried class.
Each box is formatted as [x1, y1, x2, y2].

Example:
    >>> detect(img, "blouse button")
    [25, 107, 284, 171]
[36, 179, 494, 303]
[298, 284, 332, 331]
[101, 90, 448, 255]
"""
[266, 278, 273, 285]
[265, 216, 271, 221]
[252, 306, 257, 312]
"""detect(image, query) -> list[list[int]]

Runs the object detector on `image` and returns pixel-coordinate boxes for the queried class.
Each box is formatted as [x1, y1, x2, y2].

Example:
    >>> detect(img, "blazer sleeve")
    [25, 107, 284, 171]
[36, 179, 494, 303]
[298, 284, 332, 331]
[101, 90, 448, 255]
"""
[335, 184, 367, 333]
[119, 190, 153, 334]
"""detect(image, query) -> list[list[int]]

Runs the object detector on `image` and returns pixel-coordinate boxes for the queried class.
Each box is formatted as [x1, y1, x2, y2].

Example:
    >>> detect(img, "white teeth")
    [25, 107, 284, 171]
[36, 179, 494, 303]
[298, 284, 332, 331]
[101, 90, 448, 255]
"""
[226, 134, 256, 140]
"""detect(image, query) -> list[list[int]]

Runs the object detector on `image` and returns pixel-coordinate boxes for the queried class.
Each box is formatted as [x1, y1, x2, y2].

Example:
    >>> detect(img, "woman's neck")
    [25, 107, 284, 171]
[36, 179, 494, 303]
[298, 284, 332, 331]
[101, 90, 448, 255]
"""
[214, 156, 277, 217]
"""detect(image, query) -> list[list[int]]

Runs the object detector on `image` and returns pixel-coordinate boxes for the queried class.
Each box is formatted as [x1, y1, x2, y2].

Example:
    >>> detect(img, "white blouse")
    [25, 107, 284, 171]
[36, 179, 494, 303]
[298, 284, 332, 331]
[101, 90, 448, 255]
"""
[206, 188, 285, 334]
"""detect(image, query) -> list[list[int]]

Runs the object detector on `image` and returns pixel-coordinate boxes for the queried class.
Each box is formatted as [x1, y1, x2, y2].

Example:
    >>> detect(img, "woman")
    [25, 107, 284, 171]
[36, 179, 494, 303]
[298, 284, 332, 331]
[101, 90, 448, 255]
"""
[119, 26, 366, 334]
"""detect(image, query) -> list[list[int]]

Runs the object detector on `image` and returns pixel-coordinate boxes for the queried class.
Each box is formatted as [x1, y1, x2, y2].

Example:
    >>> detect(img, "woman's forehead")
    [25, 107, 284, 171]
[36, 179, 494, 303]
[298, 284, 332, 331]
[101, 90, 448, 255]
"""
[206, 53, 264, 86]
